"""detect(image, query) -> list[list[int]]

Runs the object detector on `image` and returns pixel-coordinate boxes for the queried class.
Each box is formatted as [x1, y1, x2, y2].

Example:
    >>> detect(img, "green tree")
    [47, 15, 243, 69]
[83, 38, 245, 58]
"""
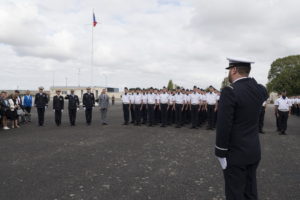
[221, 77, 230, 89]
[267, 55, 300, 95]
[167, 80, 174, 90]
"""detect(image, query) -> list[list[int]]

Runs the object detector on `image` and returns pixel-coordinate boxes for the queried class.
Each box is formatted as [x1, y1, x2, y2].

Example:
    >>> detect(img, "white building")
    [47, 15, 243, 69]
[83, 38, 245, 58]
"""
[49, 86, 121, 100]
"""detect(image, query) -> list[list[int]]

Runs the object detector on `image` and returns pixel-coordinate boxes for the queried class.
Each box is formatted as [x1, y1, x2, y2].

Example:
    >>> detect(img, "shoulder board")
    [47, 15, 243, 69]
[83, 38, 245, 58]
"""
[227, 85, 234, 90]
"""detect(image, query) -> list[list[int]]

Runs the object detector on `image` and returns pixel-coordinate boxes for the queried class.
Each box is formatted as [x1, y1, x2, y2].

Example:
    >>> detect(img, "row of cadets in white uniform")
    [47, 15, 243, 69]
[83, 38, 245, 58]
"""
[121, 87, 221, 129]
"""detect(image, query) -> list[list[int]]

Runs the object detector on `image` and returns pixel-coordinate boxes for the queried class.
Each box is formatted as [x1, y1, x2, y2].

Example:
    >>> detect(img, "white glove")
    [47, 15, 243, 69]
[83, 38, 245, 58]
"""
[45, 106, 48, 109]
[53, 109, 55, 112]
[61, 109, 64, 113]
[77, 108, 79, 111]
[217, 157, 227, 170]
[83, 107, 86, 111]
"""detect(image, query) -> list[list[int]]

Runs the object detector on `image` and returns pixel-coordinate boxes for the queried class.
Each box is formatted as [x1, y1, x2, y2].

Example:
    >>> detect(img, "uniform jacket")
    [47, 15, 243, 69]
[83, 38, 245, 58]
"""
[53, 95, 64, 110]
[99, 94, 109, 109]
[34, 93, 49, 108]
[65, 94, 80, 109]
[83, 93, 95, 108]
[215, 78, 268, 165]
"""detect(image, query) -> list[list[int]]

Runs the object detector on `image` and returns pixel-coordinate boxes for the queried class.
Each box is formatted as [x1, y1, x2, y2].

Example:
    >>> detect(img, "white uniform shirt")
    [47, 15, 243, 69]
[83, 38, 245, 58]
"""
[206, 92, 218, 105]
[175, 93, 185, 104]
[190, 92, 201, 105]
[168, 95, 175, 105]
[142, 94, 148, 104]
[147, 93, 156, 104]
[121, 93, 130, 104]
[159, 93, 169, 104]
[134, 93, 143, 104]
[275, 97, 291, 111]
[297, 98, 300, 104]
[129, 94, 135, 104]
[185, 94, 191, 104]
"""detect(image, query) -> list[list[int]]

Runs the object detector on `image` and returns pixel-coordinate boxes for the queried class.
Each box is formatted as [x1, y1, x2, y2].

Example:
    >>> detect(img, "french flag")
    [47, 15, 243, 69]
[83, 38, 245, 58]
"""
[93, 12, 97, 27]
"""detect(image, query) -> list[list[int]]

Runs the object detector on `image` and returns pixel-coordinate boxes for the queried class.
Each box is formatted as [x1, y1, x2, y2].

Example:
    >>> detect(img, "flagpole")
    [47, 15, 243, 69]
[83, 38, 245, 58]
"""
[91, 11, 94, 89]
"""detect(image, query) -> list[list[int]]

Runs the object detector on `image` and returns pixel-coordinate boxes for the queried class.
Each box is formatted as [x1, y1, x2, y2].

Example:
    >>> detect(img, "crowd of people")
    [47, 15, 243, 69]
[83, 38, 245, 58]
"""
[0, 87, 299, 133]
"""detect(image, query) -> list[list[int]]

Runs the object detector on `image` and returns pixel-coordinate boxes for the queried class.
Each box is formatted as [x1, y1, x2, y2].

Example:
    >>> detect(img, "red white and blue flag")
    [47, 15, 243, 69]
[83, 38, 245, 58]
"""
[93, 12, 97, 27]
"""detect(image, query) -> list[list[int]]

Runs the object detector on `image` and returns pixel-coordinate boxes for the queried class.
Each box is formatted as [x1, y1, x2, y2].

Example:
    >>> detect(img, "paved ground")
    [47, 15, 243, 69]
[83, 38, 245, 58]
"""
[0, 103, 299, 200]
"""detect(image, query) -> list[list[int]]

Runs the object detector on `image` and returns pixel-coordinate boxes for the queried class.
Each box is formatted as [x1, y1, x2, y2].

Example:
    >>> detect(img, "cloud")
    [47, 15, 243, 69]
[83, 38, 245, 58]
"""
[0, 0, 299, 90]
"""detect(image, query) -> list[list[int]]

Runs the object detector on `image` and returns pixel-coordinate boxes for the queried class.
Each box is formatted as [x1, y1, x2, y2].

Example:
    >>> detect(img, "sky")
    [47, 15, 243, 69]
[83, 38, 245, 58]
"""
[0, 0, 299, 91]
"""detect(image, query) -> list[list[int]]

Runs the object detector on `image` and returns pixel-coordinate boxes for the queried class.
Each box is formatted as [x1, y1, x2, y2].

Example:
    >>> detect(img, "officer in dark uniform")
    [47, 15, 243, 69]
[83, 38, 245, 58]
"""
[65, 89, 80, 126]
[215, 58, 268, 200]
[83, 87, 95, 125]
[53, 89, 64, 126]
[34, 86, 49, 126]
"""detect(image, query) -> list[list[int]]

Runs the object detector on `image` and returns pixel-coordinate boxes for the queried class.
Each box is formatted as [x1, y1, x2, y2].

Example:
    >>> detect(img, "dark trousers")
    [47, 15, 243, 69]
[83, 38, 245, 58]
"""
[141, 104, 147, 123]
[185, 108, 191, 124]
[175, 104, 183, 127]
[198, 107, 207, 126]
[68, 109, 77, 125]
[207, 105, 216, 129]
[160, 104, 168, 126]
[130, 105, 135, 123]
[148, 104, 155, 125]
[37, 107, 45, 126]
[167, 107, 175, 125]
[223, 161, 259, 200]
[154, 106, 161, 124]
[134, 104, 141, 124]
[258, 107, 265, 131]
[85, 108, 93, 124]
[55, 110, 62, 126]
[191, 105, 199, 128]
[278, 111, 289, 132]
[123, 104, 129, 123]
[275, 113, 280, 130]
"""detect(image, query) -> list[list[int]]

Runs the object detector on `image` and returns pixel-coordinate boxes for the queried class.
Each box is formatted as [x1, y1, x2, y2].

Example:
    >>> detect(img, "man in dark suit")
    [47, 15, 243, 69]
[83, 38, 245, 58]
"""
[83, 87, 95, 125]
[34, 86, 49, 126]
[215, 58, 268, 200]
[53, 89, 64, 126]
[65, 89, 80, 126]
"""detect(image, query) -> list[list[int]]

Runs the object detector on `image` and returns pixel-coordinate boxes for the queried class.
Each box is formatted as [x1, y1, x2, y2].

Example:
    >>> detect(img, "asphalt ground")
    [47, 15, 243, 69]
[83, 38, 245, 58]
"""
[0, 103, 299, 200]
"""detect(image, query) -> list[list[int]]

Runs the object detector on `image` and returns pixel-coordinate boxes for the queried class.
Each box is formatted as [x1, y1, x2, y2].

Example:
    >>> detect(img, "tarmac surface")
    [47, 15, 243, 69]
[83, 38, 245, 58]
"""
[0, 103, 299, 200]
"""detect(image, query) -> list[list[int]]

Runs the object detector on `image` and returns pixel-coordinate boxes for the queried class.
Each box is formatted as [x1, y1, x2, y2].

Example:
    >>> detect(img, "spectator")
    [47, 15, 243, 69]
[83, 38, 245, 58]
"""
[0, 91, 10, 130]
[23, 90, 33, 122]
[7, 94, 19, 128]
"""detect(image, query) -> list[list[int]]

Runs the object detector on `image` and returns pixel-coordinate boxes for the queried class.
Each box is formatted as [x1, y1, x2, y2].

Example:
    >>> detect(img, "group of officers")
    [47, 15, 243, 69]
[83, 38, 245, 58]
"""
[121, 85, 220, 129]
[34, 86, 102, 126]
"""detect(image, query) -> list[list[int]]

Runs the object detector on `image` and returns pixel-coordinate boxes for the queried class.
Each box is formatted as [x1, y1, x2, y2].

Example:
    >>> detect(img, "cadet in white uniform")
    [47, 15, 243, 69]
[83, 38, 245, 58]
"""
[121, 87, 131, 125]
[129, 89, 135, 124]
[174, 87, 185, 128]
[147, 87, 156, 126]
[134, 88, 143, 126]
[141, 89, 148, 124]
[167, 90, 175, 125]
[159, 87, 169, 127]
[205, 86, 218, 130]
[274, 91, 291, 135]
[190, 86, 201, 129]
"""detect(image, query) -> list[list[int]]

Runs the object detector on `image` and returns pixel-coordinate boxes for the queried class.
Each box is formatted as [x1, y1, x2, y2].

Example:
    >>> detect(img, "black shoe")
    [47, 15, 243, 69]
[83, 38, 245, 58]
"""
[160, 125, 166, 127]
[282, 131, 287, 135]
[175, 125, 181, 128]
[148, 124, 153, 127]
[259, 130, 265, 134]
